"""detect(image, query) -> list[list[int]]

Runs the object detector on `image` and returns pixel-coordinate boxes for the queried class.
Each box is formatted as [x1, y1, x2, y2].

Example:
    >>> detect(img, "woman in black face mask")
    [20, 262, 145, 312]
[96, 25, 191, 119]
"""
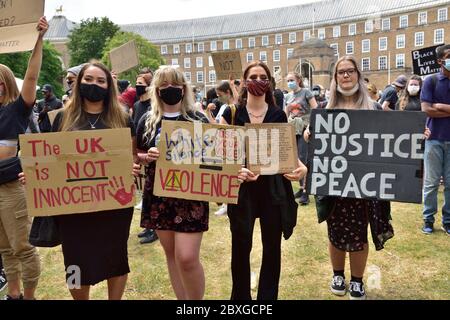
[135, 66, 209, 300]
[50, 62, 137, 300]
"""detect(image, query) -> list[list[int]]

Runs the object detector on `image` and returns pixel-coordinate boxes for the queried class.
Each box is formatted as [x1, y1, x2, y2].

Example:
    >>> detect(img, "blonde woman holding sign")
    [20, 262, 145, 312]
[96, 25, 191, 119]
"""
[136, 66, 209, 300]
[0, 17, 48, 300]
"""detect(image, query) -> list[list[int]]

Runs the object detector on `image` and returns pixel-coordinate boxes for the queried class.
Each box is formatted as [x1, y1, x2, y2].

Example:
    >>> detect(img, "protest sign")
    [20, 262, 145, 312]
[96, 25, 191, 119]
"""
[307, 109, 427, 203]
[0, 0, 44, 54]
[109, 40, 140, 74]
[19, 128, 135, 217]
[412, 45, 441, 76]
[154, 121, 245, 204]
[246, 123, 298, 175]
[211, 50, 243, 80]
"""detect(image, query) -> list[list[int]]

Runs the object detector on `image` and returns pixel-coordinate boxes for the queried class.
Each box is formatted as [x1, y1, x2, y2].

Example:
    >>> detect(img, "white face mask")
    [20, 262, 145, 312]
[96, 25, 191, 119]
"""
[407, 85, 420, 96]
[337, 83, 360, 97]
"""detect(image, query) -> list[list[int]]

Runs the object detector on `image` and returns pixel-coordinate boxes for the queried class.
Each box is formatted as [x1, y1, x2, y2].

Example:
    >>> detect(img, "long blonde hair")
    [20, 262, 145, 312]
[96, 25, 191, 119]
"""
[144, 67, 197, 142]
[0, 64, 20, 105]
[59, 62, 128, 131]
[327, 56, 373, 110]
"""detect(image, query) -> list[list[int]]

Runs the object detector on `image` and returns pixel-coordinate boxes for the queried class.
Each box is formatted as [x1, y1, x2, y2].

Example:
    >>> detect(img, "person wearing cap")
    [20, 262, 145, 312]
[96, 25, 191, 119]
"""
[312, 84, 328, 108]
[379, 75, 407, 111]
[34, 84, 63, 133]
[64, 65, 84, 100]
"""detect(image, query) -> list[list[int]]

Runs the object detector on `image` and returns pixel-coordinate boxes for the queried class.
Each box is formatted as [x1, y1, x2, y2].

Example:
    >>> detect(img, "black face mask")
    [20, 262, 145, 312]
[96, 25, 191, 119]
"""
[159, 86, 183, 105]
[136, 85, 147, 98]
[80, 83, 108, 103]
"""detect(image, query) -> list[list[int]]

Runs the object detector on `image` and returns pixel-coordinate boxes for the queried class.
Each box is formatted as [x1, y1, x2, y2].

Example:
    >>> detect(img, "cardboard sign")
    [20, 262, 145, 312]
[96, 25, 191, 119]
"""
[19, 128, 136, 217]
[412, 45, 441, 76]
[154, 121, 245, 204]
[246, 123, 298, 175]
[307, 109, 427, 204]
[109, 40, 140, 74]
[0, 0, 44, 54]
[211, 50, 243, 80]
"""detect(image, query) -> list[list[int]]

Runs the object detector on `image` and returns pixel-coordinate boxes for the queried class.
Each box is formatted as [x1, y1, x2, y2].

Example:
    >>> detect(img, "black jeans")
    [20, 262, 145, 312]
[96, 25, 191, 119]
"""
[228, 203, 282, 300]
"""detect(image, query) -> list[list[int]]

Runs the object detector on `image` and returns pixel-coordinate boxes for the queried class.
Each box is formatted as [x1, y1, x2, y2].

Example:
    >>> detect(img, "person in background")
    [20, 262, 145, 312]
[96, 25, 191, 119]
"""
[285, 72, 318, 205]
[366, 83, 382, 110]
[312, 84, 328, 108]
[396, 75, 423, 112]
[117, 80, 136, 113]
[63, 64, 84, 104]
[272, 77, 284, 109]
[379, 75, 407, 111]
[420, 44, 450, 236]
[34, 84, 63, 133]
[206, 88, 222, 118]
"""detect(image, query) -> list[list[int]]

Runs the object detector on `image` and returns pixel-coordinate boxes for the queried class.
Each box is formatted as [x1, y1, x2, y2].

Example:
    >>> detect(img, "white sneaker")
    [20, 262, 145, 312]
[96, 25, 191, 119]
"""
[214, 204, 227, 216]
[134, 200, 143, 210]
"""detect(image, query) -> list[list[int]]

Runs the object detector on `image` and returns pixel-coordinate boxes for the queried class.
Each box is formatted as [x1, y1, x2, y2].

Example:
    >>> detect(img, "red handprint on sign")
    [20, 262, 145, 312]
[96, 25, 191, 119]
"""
[108, 176, 136, 206]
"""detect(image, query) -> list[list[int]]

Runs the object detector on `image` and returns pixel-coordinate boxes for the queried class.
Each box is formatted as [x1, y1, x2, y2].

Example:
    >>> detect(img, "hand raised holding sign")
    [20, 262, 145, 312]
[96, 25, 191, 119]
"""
[108, 176, 136, 206]
[36, 16, 48, 38]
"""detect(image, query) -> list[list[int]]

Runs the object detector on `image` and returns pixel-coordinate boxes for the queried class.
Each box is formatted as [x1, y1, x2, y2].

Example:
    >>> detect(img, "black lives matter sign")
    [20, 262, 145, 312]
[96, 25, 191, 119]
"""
[412, 45, 441, 77]
[307, 109, 427, 204]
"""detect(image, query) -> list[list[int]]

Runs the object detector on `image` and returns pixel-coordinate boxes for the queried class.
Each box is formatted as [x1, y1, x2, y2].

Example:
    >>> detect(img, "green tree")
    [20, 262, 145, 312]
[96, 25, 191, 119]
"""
[102, 31, 166, 83]
[68, 17, 120, 66]
[0, 41, 64, 98]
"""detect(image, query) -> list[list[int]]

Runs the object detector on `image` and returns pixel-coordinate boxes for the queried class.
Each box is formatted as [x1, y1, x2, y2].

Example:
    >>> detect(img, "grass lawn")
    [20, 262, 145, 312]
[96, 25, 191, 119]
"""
[5, 186, 449, 300]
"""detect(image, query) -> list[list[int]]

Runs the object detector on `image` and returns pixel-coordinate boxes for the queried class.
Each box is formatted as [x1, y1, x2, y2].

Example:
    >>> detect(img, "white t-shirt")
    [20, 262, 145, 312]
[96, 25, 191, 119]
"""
[215, 104, 229, 123]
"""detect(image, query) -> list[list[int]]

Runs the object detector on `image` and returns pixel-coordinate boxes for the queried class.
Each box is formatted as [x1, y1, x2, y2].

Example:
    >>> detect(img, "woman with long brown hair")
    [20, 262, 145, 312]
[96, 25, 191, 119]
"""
[51, 62, 137, 300]
[220, 61, 307, 300]
[396, 75, 423, 111]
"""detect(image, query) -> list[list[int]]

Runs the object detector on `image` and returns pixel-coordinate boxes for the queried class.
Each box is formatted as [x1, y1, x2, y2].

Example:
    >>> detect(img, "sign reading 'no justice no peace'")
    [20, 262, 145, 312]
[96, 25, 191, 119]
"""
[0, 0, 45, 54]
[307, 109, 427, 204]
[19, 129, 136, 217]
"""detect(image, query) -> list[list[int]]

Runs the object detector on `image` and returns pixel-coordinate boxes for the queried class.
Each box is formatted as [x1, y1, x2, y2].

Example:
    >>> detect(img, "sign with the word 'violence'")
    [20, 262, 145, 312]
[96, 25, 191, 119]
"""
[109, 40, 140, 74]
[211, 50, 243, 80]
[19, 129, 136, 217]
[307, 109, 427, 204]
[154, 121, 245, 204]
[412, 45, 441, 77]
[0, 0, 44, 54]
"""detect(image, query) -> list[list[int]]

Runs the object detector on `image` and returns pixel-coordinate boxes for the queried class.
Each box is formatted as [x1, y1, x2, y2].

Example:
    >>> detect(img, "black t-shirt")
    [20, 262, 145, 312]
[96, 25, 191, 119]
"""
[35, 95, 63, 133]
[273, 89, 285, 110]
[379, 86, 399, 110]
[222, 104, 287, 126]
[52, 111, 136, 136]
[137, 111, 209, 151]
[0, 95, 32, 140]
[395, 95, 422, 112]
[133, 99, 151, 129]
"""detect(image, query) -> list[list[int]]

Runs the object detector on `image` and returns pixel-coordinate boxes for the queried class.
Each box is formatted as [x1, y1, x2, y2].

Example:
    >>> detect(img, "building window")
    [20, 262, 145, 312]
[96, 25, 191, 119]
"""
[184, 72, 191, 82]
[208, 56, 214, 67]
[197, 71, 204, 83]
[247, 52, 254, 62]
[379, 37, 388, 51]
[362, 39, 370, 53]
[399, 15, 408, 28]
[304, 30, 311, 41]
[379, 56, 388, 70]
[197, 42, 204, 53]
[249, 37, 256, 48]
[318, 28, 326, 40]
[173, 44, 180, 54]
[362, 58, 370, 71]
[330, 43, 339, 57]
[382, 18, 390, 31]
[260, 51, 267, 62]
[287, 48, 294, 59]
[438, 8, 448, 22]
[223, 40, 230, 50]
[275, 34, 283, 45]
[346, 41, 354, 55]
[196, 57, 203, 68]
[184, 58, 191, 69]
[348, 23, 356, 36]
[262, 36, 269, 46]
[273, 66, 281, 76]
[289, 32, 296, 43]
[396, 54, 405, 68]
[185, 43, 192, 53]
[209, 70, 216, 83]
[210, 41, 217, 52]
[396, 34, 405, 49]
[415, 32, 425, 47]
[333, 26, 341, 38]
[365, 20, 374, 33]
[273, 50, 281, 62]
[435, 29, 445, 44]
[161, 45, 168, 55]
[171, 59, 179, 66]
[235, 39, 243, 49]
[418, 12, 428, 25]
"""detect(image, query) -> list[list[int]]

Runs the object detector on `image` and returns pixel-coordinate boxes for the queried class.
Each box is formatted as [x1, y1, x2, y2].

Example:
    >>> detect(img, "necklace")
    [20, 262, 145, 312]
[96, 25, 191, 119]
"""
[87, 114, 102, 129]
[247, 105, 268, 119]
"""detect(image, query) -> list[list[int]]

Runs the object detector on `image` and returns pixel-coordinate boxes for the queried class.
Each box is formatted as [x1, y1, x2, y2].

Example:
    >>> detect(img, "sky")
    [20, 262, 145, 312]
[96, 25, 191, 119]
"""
[44, 0, 322, 24]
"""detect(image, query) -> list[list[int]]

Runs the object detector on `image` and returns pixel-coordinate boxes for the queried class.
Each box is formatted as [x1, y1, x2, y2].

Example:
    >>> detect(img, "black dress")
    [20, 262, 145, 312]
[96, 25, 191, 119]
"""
[51, 112, 135, 286]
[137, 111, 210, 233]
